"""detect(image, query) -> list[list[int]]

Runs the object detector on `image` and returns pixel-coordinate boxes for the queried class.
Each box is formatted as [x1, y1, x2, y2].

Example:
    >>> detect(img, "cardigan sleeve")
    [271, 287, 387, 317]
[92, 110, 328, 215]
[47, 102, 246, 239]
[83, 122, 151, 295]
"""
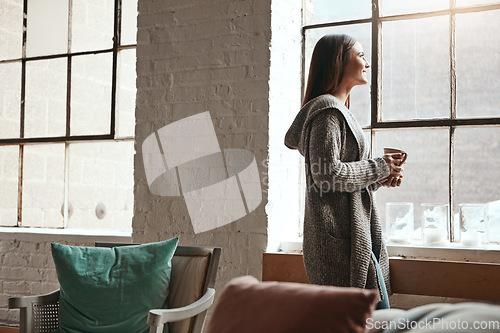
[308, 110, 390, 193]
[369, 181, 383, 192]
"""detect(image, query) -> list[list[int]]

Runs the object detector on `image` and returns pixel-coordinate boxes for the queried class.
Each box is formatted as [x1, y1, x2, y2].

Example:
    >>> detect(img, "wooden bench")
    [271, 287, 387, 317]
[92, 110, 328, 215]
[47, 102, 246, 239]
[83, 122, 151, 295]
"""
[262, 253, 500, 301]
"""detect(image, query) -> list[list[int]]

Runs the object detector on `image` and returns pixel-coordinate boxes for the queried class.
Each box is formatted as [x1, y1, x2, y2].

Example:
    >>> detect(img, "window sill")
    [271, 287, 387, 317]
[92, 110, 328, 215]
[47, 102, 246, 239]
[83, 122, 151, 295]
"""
[387, 243, 500, 263]
[0, 227, 132, 243]
[278, 240, 500, 264]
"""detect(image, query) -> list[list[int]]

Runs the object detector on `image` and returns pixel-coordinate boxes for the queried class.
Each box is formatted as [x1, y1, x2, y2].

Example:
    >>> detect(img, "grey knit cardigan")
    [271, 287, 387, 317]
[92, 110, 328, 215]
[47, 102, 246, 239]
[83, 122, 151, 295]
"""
[285, 94, 392, 300]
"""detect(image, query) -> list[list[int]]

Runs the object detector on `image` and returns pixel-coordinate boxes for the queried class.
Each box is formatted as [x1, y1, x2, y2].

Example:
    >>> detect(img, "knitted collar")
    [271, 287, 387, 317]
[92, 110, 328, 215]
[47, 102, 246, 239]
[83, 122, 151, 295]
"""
[284, 94, 366, 159]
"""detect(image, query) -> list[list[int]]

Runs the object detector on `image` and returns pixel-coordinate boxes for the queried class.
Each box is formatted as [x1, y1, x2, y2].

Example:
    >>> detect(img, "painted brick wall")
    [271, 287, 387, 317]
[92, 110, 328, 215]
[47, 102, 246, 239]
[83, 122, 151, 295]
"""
[133, 0, 271, 299]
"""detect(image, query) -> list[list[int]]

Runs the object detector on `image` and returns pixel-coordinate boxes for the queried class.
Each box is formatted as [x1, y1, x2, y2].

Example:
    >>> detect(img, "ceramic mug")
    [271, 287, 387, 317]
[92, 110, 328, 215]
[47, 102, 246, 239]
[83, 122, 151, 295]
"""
[384, 147, 407, 166]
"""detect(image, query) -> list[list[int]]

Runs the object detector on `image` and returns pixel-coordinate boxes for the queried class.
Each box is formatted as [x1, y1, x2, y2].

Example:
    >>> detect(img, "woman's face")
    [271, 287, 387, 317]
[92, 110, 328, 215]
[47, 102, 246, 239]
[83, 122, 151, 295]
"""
[342, 41, 370, 87]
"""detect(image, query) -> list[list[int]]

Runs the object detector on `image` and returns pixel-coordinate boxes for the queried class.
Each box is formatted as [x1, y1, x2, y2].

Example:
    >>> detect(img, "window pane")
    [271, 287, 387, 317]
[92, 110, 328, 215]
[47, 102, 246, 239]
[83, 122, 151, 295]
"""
[0, 0, 23, 60]
[121, 0, 138, 45]
[26, 0, 68, 57]
[304, 0, 372, 25]
[0, 145, 19, 226]
[304, 24, 372, 127]
[68, 141, 134, 231]
[382, 0, 449, 16]
[71, 53, 112, 136]
[22, 144, 65, 228]
[456, 10, 500, 118]
[116, 49, 136, 138]
[25, 58, 67, 138]
[382, 16, 450, 121]
[374, 128, 449, 238]
[0, 62, 21, 139]
[71, 0, 114, 52]
[454, 127, 500, 242]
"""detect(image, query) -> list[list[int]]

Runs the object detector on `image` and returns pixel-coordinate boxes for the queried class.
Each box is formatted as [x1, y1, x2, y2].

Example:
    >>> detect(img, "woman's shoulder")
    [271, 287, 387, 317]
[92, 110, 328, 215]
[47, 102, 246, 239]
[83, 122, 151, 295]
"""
[307, 94, 343, 109]
[305, 93, 341, 114]
[309, 106, 347, 130]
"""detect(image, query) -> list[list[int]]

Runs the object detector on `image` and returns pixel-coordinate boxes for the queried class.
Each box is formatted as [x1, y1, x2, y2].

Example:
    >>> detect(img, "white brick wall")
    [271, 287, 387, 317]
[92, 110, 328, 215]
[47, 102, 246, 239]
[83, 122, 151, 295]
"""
[133, 0, 271, 292]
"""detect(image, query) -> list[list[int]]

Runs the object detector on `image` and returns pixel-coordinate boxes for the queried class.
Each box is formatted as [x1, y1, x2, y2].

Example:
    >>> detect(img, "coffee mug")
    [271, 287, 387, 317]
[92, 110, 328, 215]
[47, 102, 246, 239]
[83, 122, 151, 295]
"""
[384, 147, 407, 165]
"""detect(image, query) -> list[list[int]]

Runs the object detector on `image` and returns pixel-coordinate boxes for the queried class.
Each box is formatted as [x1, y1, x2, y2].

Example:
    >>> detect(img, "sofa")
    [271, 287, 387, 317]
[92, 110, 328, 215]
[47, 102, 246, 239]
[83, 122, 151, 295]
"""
[204, 275, 500, 333]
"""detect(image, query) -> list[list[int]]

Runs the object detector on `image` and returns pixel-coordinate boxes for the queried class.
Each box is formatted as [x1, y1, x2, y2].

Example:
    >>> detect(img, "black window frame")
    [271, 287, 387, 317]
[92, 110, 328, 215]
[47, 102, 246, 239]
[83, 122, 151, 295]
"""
[302, 0, 500, 241]
[0, 0, 136, 227]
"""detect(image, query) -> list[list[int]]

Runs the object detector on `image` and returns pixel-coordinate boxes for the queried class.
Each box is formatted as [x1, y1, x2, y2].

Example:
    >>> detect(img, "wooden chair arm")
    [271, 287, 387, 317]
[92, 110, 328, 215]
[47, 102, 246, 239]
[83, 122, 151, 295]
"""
[147, 288, 215, 332]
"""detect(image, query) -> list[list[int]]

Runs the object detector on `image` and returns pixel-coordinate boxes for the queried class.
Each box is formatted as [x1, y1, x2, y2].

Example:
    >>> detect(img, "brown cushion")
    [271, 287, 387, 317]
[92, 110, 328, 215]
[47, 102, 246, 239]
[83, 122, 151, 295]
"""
[205, 275, 378, 333]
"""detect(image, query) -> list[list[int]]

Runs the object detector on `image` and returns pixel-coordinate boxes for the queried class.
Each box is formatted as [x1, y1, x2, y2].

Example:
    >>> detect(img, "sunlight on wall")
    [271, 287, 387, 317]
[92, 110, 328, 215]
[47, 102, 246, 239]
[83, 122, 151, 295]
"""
[267, 0, 303, 251]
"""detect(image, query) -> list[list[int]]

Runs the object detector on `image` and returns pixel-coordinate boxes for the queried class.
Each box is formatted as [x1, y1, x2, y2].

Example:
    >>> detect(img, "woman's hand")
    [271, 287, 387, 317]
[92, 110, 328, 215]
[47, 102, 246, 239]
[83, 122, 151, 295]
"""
[379, 153, 405, 187]
[378, 174, 403, 187]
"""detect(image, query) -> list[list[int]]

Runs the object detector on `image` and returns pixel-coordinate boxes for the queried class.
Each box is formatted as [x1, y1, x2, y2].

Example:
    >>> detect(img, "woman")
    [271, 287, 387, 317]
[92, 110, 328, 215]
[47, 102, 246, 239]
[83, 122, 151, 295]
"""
[284, 34, 404, 309]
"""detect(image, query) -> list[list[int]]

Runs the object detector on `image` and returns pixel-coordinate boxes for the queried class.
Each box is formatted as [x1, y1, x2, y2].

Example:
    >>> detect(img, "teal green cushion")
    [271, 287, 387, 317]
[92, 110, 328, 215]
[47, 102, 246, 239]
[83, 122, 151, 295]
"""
[51, 238, 179, 333]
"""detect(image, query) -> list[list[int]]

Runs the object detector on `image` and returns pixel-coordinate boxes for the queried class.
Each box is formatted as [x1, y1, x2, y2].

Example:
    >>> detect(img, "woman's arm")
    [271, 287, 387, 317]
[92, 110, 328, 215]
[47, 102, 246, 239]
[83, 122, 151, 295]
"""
[369, 181, 383, 192]
[308, 110, 390, 193]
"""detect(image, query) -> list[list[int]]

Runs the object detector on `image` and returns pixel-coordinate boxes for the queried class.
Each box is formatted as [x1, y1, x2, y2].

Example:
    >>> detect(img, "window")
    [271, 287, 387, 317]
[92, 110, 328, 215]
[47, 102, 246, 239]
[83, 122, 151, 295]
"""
[303, 0, 500, 245]
[0, 0, 137, 231]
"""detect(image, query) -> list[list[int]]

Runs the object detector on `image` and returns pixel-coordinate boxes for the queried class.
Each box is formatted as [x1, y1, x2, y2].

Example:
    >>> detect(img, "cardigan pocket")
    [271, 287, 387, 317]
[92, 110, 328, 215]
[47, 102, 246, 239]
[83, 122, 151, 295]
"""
[325, 233, 350, 248]
[324, 233, 351, 257]
[322, 194, 351, 239]
[324, 219, 351, 240]
[323, 233, 351, 285]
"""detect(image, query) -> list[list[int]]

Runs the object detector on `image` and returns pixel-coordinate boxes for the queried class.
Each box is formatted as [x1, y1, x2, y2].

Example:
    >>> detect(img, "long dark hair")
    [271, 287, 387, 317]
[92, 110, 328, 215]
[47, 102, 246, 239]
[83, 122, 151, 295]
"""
[302, 34, 357, 107]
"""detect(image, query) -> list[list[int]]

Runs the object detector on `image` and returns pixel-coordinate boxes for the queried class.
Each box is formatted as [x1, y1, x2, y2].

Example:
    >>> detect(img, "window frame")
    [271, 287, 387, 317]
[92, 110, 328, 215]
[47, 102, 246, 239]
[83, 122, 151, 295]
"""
[0, 0, 136, 228]
[301, 0, 500, 242]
